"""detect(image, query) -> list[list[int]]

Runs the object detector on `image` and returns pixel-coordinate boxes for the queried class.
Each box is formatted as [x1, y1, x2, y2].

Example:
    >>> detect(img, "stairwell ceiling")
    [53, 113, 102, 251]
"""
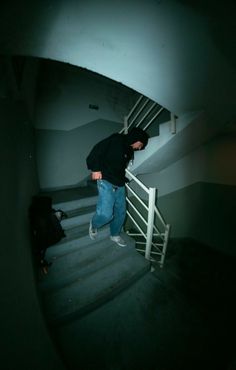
[34, 58, 139, 131]
[0, 0, 235, 130]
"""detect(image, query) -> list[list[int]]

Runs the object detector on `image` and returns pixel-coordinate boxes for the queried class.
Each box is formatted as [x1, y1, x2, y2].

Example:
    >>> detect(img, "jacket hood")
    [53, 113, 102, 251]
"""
[125, 127, 149, 149]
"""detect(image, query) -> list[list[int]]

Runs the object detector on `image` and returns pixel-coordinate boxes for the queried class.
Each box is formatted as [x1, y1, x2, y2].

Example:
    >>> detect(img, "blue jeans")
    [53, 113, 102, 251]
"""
[91, 180, 126, 237]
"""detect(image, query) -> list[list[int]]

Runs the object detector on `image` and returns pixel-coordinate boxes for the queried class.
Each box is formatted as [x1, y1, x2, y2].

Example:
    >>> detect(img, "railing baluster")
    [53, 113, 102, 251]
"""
[126, 95, 144, 121]
[124, 116, 128, 134]
[126, 183, 148, 211]
[159, 224, 170, 268]
[128, 98, 149, 128]
[126, 198, 148, 226]
[145, 187, 156, 260]
[135, 102, 157, 128]
[143, 107, 164, 131]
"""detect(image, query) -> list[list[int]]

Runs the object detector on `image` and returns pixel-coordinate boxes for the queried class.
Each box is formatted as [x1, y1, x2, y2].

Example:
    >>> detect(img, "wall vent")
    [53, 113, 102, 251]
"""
[89, 104, 99, 110]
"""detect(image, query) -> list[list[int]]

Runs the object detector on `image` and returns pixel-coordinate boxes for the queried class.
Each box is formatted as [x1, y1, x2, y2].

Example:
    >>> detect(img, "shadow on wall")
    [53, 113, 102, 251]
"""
[36, 119, 122, 190]
[158, 182, 236, 256]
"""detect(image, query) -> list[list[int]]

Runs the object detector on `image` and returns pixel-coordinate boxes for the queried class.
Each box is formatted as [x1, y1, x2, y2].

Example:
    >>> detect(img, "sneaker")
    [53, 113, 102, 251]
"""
[89, 221, 97, 240]
[110, 235, 127, 247]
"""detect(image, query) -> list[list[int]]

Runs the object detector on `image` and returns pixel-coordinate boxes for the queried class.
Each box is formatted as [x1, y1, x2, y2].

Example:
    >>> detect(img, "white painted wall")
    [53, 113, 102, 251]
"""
[139, 134, 236, 197]
[36, 119, 122, 189]
[34, 60, 135, 189]
[130, 111, 208, 175]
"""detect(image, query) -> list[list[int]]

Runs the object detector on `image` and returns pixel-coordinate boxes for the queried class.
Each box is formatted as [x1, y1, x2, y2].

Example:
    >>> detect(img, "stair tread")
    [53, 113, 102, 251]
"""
[45, 224, 110, 259]
[43, 248, 150, 325]
[61, 211, 94, 230]
[53, 195, 98, 212]
[64, 204, 96, 218]
[39, 188, 152, 327]
[40, 238, 136, 291]
[61, 222, 90, 241]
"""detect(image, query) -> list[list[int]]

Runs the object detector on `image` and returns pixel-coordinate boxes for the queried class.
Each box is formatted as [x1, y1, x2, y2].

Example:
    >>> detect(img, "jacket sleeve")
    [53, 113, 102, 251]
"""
[86, 136, 111, 172]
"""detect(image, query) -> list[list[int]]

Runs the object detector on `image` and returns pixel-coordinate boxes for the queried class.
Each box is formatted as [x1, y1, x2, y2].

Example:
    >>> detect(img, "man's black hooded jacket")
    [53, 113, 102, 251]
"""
[86, 128, 149, 187]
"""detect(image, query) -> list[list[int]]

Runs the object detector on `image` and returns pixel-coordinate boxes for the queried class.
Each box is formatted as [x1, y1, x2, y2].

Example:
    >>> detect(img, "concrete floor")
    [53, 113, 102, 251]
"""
[46, 238, 236, 370]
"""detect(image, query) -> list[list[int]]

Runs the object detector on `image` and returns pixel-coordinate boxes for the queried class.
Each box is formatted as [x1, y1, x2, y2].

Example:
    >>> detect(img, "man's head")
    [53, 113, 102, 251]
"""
[126, 127, 149, 150]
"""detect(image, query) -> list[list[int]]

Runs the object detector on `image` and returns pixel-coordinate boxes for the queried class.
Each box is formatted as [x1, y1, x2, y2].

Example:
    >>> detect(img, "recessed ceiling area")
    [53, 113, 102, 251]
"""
[34, 58, 140, 131]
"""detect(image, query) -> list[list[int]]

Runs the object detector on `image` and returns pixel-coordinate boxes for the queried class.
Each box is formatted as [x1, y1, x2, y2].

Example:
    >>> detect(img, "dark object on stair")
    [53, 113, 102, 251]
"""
[29, 196, 66, 266]
[40, 258, 52, 275]
[53, 209, 68, 221]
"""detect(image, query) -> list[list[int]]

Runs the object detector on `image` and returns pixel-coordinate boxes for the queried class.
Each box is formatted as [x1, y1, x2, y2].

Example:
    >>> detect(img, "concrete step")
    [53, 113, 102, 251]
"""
[54, 197, 97, 231]
[40, 237, 134, 292]
[52, 272, 164, 370]
[53, 195, 98, 213]
[55, 197, 96, 231]
[41, 189, 151, 329]
[45, 223, 110, 260]
[62, 204, 96, 219]
[42, 240, 150, 326]
[61, 210, 94, 230]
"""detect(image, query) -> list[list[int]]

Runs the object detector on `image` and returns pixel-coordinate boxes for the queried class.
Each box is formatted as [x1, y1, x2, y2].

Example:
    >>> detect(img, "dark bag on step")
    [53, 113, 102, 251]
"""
[29, 196, 66, 256]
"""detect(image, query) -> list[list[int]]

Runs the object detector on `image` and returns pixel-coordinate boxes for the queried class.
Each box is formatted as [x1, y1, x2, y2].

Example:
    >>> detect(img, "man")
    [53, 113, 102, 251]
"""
[86, 127, 149, 247]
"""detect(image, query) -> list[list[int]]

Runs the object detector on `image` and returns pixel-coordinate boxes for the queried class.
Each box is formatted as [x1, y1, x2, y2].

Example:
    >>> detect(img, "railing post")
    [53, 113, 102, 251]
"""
[124, 116, 128, 134]
[159, 224, 170, 268]
[170, 113, 176, 134]
[145, 187, 156, 260]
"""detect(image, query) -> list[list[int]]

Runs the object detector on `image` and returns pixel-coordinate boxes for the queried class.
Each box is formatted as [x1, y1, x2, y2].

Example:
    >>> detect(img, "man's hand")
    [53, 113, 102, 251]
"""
[91, 171, 102, 180]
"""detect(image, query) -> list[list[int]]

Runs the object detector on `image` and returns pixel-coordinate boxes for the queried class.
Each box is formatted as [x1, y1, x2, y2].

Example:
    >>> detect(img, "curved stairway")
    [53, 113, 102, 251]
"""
[39, 193, 151, 326]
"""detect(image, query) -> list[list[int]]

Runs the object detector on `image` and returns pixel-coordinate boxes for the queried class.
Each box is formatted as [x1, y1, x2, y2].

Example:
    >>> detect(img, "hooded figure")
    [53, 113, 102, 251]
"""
[86, 127, 149, 247]
[86, 127, 149, 186]
[125, 127, 149, 149]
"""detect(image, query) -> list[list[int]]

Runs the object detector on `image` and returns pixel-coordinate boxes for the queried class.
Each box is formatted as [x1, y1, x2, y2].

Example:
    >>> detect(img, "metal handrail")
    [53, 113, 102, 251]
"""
[143, 107, 164, 131]
[125, 168, 169, 264]
[120, 94, 168, 134]
[126, 95, 144, 120]
[123, 94, 171, 267]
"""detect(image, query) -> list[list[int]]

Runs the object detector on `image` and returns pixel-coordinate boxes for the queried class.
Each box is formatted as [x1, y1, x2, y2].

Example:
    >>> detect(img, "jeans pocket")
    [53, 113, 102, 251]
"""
[97, 179, 113, 192]
[97, 179, 105, 191]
